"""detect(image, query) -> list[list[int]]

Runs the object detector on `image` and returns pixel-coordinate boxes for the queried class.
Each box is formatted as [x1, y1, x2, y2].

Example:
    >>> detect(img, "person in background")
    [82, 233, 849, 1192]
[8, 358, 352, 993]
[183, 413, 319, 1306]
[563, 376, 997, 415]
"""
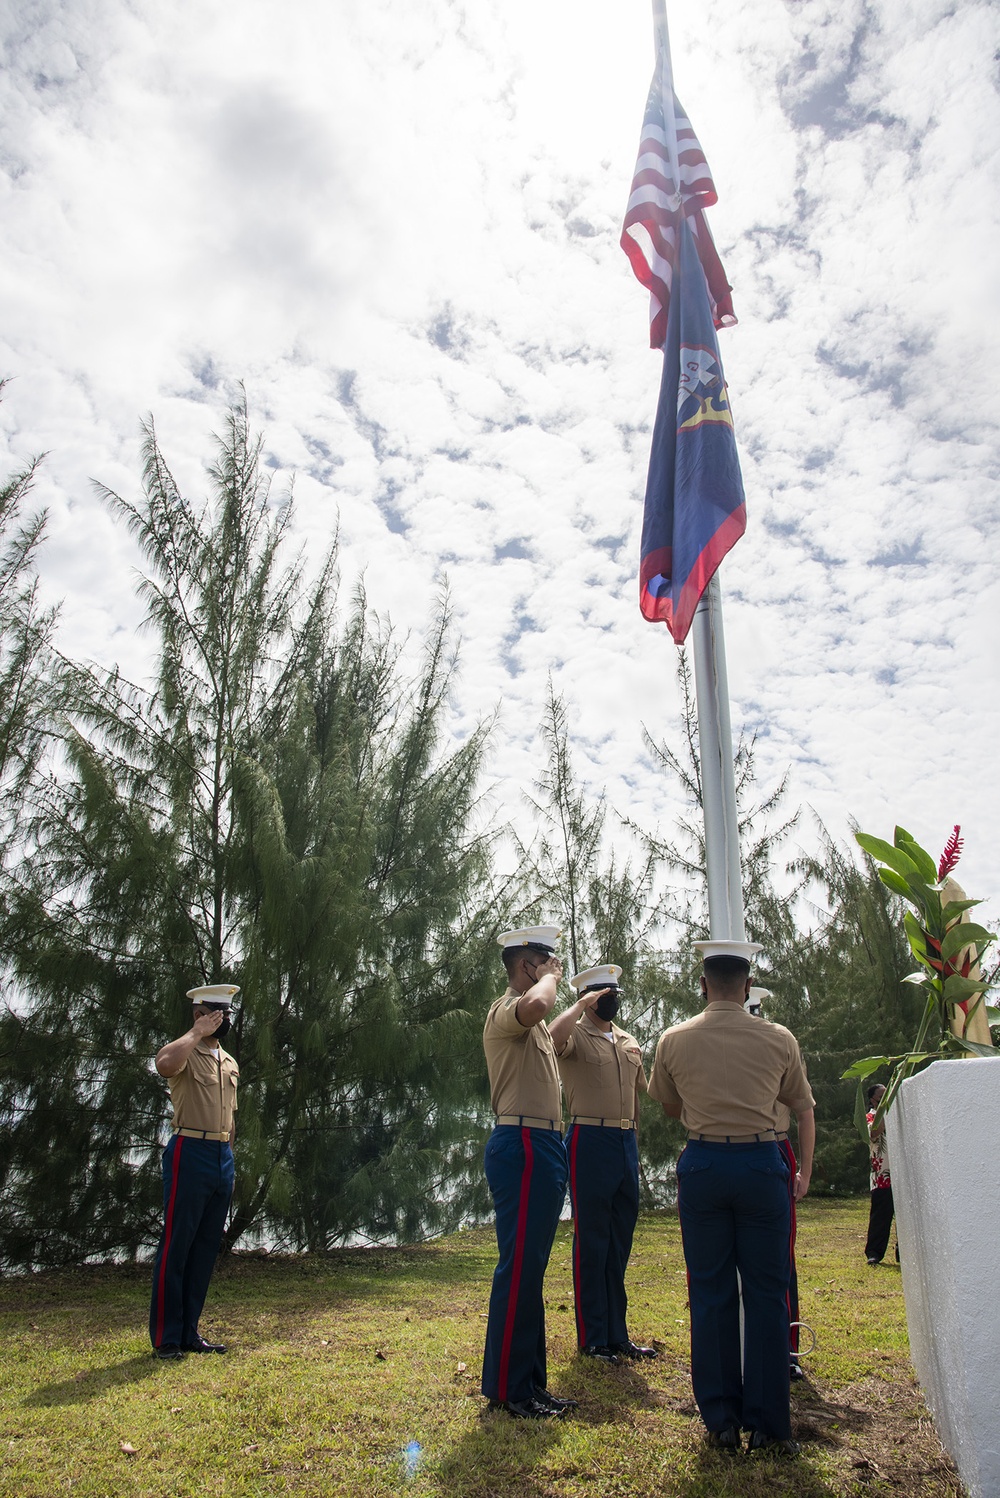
[149, 983, 240, 1360]
[747, 986, 803, 1382]
[864, 1083, 898, 1266]
[549, 964, 657, 1366]
[481, 926, 575, 1420]
[649, 941, 815, 1457]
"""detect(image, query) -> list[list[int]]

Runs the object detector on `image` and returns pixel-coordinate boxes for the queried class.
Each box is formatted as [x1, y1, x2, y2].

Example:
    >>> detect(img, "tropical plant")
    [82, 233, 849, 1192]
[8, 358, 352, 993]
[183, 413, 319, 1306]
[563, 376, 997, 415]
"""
[842, 824, 998, 1138]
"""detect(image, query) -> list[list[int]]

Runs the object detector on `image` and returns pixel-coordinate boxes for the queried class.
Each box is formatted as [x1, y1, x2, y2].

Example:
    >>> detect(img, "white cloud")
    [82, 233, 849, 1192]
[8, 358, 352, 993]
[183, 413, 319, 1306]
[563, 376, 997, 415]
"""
[1, 0, 998, 922]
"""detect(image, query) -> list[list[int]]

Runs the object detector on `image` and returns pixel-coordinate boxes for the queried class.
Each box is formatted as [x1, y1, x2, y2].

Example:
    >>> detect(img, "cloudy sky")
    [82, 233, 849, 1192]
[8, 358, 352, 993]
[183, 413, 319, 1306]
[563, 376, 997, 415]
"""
[1, 0, 998, 921]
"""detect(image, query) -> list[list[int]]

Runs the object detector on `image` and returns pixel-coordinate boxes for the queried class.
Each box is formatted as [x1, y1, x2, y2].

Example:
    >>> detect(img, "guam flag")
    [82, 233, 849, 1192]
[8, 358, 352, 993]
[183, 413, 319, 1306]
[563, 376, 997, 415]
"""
[637, 216, 746, 642]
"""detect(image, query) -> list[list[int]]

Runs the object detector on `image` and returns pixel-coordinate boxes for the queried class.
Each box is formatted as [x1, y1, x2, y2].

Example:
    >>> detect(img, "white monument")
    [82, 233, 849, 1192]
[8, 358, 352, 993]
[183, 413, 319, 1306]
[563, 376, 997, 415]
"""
[888, 1058, 1000, 1498]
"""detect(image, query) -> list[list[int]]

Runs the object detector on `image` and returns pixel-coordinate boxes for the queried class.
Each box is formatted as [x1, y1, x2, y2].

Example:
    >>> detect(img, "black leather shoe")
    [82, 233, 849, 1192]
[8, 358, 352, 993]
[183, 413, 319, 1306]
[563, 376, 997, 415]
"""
[534, 1388, 579, 1411]
[706, 1425, 741, 1452]
[789, 1360, 805, 1381]
[486, 1397, 562, 1420]
[182, 1337, 227, 1354]
[580, 1345, 620, 1364]
[152, 1344, 185, 1360]
[746, 1430, 800, 1456]
[609, 1340, 659, 1360]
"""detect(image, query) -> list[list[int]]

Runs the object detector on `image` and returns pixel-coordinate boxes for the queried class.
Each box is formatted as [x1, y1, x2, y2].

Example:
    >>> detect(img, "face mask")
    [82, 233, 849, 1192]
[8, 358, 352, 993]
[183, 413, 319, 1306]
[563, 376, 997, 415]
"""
[199, 1006, 232, 1040]
[594, 991, 620, 1022]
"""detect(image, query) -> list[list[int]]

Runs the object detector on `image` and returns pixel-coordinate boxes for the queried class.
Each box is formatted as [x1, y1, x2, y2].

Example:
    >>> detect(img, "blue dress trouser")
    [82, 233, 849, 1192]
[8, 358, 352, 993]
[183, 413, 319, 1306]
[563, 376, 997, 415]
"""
[677, 1140, 791, 1439]
[567, 1123, 639, 1349]
[149, 1135, 234, 1349]
[778, 1136, 800, 1355]
[482, 1126, 567, 1403]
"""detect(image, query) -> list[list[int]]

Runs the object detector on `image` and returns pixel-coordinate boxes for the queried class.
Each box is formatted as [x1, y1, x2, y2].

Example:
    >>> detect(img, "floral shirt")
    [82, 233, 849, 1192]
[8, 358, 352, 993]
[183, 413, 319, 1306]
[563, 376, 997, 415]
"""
[867, 1109, 891, 1190]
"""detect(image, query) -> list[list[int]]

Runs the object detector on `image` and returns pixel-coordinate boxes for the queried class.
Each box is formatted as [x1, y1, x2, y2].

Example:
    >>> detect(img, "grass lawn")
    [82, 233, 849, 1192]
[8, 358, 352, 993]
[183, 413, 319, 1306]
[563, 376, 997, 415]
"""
[0, 1198, 963, 1498]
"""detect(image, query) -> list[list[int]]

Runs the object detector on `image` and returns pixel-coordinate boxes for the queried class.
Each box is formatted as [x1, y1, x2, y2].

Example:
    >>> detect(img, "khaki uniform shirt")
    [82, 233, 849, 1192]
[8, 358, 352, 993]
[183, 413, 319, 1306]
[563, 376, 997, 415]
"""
[168, 1043, 239, 1136]
[483, 988, 562, 1123]
[556, 1014, 647, 1123]
[648, 1001, 813, 1136]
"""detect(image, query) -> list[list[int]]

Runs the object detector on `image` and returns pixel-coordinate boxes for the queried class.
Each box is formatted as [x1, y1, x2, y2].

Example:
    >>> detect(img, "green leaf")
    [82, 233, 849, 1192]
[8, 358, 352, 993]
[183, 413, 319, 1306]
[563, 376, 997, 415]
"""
[878, 868, 914, 900]
[853, 1077, 873, 1148]
[940, 922, 995, 963]
[841, 1055, 891, 1080]
[856, 833, 922, 882]
[943, 974, 992, 1002]
[949, 1038, 1000, 1059]
[986, 1006, 1000, 1026]
[942, 899, 981, 922]
[904, 910, 928, 953]
[894, 829, 938, 884]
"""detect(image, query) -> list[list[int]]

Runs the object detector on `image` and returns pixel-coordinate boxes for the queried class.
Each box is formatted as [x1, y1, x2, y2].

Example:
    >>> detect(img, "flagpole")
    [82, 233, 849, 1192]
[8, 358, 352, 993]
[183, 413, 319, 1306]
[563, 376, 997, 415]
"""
[651, 0, 745, 942]
[652, 0, 682, 210]
[691, 575, 745, 941]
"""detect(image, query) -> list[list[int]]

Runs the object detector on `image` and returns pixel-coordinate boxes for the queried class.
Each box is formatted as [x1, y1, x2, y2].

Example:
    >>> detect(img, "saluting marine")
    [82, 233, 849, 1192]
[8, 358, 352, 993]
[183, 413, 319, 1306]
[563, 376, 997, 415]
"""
[549, 964, 657, 1365]
[648, 941, 815, 1456]
[148, 984, 240, 1360]
[480, 927, 576, 1420]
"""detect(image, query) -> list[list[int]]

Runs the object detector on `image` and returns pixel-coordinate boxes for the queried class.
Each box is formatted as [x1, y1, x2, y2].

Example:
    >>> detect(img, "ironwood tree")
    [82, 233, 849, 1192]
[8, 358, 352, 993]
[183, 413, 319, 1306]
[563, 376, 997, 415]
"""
[0, 400, 499, 1268]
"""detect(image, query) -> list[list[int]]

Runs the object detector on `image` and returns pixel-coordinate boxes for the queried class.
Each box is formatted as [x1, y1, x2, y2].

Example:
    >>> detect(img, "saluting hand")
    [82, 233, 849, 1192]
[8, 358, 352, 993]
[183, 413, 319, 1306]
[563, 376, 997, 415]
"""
[534, 956, 563, 983]
[583, 987, 611, 1014]
[192, 1010, 224, 1042]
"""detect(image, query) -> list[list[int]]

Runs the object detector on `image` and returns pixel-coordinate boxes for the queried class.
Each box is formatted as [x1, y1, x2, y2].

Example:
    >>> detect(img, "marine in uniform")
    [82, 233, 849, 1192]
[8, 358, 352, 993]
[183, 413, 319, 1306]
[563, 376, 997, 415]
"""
[748, 987, 803, 1382]
[481, 926, 574, 1420]
[648, 942, 815, 1455]
[549, 965, 657, 1364]
[148, 984, 240, 1360]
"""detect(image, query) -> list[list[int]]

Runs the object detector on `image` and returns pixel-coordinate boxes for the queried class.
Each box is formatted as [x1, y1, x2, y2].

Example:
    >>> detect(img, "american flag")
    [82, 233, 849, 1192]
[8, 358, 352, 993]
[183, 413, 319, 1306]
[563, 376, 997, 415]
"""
[621, 74, 736, 348]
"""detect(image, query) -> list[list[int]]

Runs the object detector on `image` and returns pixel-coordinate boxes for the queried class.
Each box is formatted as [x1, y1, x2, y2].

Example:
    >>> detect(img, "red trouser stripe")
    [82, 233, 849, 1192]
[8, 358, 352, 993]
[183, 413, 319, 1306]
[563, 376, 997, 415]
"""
[780, 1137, 798, 1353]
[497, 1127, 534, 1401]
[154, 1137, 184, 1347]
[569, 1126, 587, 1348]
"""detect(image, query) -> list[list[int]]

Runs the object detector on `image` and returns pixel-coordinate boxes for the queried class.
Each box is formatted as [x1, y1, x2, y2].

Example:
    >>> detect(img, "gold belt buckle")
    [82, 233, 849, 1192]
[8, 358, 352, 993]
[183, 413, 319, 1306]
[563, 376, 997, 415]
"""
[621, 1118, 631, 1130]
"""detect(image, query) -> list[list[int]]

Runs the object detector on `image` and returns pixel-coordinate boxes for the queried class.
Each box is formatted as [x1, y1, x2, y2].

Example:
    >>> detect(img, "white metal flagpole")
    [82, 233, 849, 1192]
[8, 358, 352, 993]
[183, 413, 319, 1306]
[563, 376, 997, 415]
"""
[691, 575, 745, 941]
[651, 0, 682, 212]
[652, 0, 745, 942]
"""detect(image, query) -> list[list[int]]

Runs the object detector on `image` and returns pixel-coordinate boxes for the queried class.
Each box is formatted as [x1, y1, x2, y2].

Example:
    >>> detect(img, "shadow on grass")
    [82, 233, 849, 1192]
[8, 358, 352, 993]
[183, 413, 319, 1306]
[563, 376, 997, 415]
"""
[673, 1445, 841, 1497]
[434, 1409, 566, 1498]
[23, 1354, 161, 1407]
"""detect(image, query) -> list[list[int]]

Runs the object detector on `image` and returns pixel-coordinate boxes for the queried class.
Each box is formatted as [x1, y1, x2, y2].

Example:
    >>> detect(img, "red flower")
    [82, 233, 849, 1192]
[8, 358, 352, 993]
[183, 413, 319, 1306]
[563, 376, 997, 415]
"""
[937, 825, 963, 881]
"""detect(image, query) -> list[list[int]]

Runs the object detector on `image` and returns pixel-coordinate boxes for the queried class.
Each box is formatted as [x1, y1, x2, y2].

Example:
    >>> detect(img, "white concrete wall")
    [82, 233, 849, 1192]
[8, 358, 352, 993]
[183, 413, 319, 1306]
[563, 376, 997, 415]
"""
[888, 1058, 1000, 1498]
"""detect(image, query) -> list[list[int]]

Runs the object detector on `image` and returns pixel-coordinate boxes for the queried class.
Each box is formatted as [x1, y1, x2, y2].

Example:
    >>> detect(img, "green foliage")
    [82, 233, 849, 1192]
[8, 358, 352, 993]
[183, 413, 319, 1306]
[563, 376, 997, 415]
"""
[845, 825, 998, 1139]
[0, 400, 499, 1268]
[513, 681, 681, 1203]
[774, 826, 922, 1193]
[0, 381, 57, 851]
[639, 649, 804, 965]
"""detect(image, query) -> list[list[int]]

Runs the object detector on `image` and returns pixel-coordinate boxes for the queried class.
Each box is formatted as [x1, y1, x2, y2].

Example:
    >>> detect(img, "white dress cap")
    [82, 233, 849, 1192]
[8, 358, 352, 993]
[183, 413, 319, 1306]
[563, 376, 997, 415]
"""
[748, 986, 772, 1002]
[570, 964, 623, 992]
[497, 925, 561, 954]
[186, 984, 241, 1005]
[693, 940, 763, 965]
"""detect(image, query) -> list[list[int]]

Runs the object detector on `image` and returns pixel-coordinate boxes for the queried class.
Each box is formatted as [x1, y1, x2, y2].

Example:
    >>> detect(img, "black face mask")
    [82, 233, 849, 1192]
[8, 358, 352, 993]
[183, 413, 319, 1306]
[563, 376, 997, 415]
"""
[593, 991, 620, 1022]
[200, 1005, 232, 1039]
